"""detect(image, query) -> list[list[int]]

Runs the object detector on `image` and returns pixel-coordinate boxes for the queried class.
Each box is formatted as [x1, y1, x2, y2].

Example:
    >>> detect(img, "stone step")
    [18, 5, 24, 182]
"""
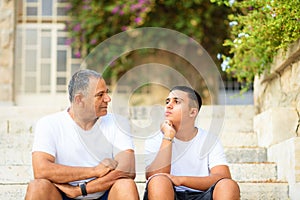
[220, 131, 258, 147]
[229, 163, 278, 182]
[0, 185, 27, 200]
[0, 106, 65, 120]
[198, 105, 255, 120]
[225, 147, 267, 163]
[0, 166, 32, 184]
[238, 182, 289, 200]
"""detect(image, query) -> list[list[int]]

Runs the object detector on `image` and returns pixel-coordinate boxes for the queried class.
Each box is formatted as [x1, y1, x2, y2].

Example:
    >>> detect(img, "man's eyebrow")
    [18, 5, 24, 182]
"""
[94, 89, 110, 96]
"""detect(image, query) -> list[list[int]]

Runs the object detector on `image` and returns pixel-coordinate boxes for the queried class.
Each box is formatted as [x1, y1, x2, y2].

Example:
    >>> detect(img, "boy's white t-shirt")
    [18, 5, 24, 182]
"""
[32, 110, 134, 199]
[145, 127, 227, 192]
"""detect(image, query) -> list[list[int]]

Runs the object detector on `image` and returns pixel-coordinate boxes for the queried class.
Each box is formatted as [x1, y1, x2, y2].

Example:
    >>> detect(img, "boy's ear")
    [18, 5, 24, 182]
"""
[190, 108, 198, 117]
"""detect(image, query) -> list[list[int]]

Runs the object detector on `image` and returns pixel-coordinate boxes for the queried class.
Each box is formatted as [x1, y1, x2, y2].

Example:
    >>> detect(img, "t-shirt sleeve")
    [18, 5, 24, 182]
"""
[208, 139, 228, 169]
[111, 115, 134, 157]
[32, 117, 57, 157]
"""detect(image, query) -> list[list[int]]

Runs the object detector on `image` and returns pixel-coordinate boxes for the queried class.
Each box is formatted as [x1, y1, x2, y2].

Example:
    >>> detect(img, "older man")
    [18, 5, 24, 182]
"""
[25, 69, 139, 200]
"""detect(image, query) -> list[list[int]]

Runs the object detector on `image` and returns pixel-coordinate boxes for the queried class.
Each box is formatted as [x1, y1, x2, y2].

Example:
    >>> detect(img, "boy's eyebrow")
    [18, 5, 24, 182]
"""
[165, 97, 184, 101]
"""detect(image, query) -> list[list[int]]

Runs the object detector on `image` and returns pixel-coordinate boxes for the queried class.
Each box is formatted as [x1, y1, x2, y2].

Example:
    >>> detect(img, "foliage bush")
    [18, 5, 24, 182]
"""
[215, 0, 300, 89]
[65, 0, 231, 67]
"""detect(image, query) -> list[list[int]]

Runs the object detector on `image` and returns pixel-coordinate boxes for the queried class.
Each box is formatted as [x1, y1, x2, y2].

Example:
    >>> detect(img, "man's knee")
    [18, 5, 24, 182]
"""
[25, 179, 61, 200]
[27, 179, 53, 192]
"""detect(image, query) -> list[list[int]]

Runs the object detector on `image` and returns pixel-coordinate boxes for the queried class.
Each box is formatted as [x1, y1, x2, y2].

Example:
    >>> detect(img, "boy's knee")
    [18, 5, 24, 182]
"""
[213, 178, 240, 199]
[113, 178, 137, 190]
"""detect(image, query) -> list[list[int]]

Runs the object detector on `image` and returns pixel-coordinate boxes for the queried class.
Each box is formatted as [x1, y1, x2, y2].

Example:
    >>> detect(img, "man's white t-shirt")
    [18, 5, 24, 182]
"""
[32, 110, 134, 199]
[145, 127, 227, 192]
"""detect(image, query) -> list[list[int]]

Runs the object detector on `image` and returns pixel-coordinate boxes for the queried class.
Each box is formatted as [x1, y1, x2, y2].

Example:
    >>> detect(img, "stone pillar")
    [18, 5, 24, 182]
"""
[0, 0, 15, 105]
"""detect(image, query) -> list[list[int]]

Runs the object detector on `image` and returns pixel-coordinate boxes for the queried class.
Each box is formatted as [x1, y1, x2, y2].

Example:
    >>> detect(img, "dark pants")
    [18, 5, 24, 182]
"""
[61, 190, 109, 200]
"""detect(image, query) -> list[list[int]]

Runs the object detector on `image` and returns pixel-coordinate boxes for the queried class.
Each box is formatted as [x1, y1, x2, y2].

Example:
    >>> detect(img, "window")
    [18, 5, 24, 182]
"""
[15, 0, 81, 98]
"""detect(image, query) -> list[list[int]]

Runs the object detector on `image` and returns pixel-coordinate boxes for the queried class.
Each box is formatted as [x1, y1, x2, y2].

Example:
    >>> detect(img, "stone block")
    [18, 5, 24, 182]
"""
[1, 29, 12, 48]
[225, 147, 267, 163]
[254, 107, 298, 147]
[229, 163, 277, 182]
[289, 182, 300, 200]
[0, 166, 33, 184]
[268, 137, 300, 183]
[239, 182, 289, 200]
[220, 131, 258, 147]
[0, 185, 27, 200]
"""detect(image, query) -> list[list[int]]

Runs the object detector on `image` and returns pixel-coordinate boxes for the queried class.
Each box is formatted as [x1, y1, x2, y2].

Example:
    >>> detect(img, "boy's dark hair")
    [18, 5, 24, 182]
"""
[170, 86, 202, 110]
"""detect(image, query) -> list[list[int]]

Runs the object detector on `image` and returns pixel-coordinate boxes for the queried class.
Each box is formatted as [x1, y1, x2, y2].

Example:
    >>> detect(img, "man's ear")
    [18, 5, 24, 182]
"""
[74, 93, 83, 106]
[190, 108, 198, 117]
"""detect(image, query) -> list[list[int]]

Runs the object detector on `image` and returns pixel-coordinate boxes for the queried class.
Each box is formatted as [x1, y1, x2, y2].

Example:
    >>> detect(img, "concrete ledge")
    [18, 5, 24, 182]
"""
[229, 163, 277, 182]
[268, 137, 300, 183]
[0, 166, 32, 184]
[254, 107, 298, 147]
[225, 147, 267, 163]
[238, 182, 289, 200]
[0, 185, 27, 200]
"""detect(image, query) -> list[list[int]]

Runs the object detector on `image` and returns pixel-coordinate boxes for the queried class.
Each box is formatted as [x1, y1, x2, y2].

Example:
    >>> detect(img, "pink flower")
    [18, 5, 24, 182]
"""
[73, 24, 81, 32]
[112, 6, 119, 14]
[65, 38, 73, 45]
[121, 26, 128, 31]
[135, 17, 142, 24]
[64, 3, 72, 11]
[90, 39, 97, 45]
[75, 51, 81, 58]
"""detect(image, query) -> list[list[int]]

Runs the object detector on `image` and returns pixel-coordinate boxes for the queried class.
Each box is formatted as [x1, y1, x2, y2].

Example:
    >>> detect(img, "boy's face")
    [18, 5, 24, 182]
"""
[164, 90, 191, 124]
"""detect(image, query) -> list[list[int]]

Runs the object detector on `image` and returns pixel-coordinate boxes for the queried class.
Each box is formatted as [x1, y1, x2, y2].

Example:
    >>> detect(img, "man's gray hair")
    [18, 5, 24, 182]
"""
[68, 69, 102, 102]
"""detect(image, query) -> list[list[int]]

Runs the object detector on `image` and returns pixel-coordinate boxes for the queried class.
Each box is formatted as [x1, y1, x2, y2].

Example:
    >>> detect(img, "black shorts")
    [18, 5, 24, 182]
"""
[60, 190, 109, 200]
[143, 179, 221, 200]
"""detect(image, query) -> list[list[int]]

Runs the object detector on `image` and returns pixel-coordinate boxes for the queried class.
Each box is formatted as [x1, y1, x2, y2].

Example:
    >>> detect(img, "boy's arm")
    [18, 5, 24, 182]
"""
[164, 165, 232, 191]
[146, 121, 176, 179]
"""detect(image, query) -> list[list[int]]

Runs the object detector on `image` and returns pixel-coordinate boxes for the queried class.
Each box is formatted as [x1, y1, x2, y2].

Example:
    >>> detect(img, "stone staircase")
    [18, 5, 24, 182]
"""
[0, 105, 289, 199]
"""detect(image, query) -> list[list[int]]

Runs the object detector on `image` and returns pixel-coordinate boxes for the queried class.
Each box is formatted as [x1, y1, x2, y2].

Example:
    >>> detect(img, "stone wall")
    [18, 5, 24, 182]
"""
[0, 0, 15, 104]
[254, 39, 300, 199]
[254, 39, 300, 114]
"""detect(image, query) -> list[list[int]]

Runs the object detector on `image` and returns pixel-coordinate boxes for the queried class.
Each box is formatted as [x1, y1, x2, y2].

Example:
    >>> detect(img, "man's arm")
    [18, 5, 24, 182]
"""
[85, 149, 136, 194]
[32, 151, 116, 183]
[56, 149, 136, 198]
[165, 165, 232, 191]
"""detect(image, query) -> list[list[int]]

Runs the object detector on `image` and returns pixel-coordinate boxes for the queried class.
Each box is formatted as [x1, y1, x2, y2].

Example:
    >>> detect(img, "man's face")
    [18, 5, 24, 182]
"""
[85, 78, 111, 118]
[164, 90, 191, 124]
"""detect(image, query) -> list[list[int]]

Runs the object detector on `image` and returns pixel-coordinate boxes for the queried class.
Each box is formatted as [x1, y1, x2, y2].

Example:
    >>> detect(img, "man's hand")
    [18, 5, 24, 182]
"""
[54, 183, 81, 198]
[94, 158, 118, 178]
[161, 120, 176, 139]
